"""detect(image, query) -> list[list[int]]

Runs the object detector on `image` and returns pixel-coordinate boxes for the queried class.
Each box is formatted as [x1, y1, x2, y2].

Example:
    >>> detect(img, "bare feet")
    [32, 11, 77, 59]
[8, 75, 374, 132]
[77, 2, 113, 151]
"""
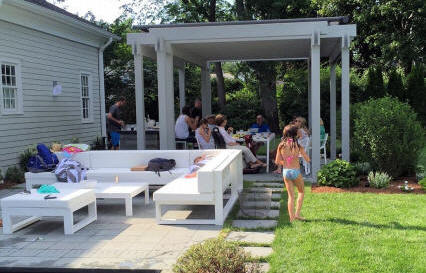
[295, 216, 306, 221]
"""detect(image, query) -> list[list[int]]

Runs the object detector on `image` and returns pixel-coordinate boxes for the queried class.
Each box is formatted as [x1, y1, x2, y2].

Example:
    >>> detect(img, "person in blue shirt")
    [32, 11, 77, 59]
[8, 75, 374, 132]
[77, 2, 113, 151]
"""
[250, 115, 271, 133]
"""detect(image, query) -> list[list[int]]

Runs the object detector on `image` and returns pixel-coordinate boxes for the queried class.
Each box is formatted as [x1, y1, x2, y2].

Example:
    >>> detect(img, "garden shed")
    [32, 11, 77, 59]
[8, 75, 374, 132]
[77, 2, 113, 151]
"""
[127, 17, 357, 180]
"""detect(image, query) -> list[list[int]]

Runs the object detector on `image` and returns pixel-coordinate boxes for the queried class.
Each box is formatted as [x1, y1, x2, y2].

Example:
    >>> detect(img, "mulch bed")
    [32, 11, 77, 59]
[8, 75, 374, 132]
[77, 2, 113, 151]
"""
[312, 177, 424, 194]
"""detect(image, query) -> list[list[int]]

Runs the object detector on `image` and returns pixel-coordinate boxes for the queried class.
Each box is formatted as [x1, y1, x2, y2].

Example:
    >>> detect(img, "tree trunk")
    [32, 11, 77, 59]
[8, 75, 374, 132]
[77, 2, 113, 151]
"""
[215, 62, 226, 110]
[256, 65, 280, 133]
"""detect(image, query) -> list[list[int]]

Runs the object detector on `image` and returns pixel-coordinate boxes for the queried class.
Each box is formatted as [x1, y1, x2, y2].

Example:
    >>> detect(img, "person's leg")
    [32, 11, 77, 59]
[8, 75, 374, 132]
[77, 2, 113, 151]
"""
[240, 146, 266, 167]
[283, 175, 295, 222]
[110, 131, 120, 150]
[294, 174, 305, 220]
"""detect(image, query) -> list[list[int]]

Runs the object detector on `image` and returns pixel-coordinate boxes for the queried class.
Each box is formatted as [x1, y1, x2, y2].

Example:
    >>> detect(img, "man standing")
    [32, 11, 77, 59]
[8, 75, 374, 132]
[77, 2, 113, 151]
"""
[189, 98, 202, 124]
[250, 115, 271, 133]
[107, 97, 126, 150]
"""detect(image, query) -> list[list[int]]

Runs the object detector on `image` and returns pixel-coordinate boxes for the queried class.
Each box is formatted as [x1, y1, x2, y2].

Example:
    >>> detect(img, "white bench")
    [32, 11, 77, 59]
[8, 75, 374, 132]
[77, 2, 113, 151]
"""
[1, 189, 96, 234]
[54, 182, 149, 217]
[153, 150, 243, 225]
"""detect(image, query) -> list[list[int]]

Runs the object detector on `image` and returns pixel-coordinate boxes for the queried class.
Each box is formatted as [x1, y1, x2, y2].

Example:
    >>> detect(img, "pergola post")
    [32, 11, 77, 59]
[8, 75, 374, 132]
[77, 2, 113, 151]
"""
[311, 31, 321, 181]
[178, 66, 185, 114]
[133, 44, 145, 150]
[329, 61, 337, 160]
[307, 58, 312, 130]
[156, 39, 176, 150]
[201, 62, 212, 117]
[341, 35, 350, 161]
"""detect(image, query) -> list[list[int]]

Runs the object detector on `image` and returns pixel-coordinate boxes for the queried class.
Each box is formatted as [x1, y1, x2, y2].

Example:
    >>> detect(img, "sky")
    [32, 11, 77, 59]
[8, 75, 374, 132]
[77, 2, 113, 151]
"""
[48, 0, 125, 23]
[47, 0, 234, 23]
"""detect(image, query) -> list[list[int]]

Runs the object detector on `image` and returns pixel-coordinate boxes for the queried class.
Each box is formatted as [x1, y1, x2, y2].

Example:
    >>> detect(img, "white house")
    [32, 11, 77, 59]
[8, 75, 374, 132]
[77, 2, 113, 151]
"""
[0, 0, 118, 170]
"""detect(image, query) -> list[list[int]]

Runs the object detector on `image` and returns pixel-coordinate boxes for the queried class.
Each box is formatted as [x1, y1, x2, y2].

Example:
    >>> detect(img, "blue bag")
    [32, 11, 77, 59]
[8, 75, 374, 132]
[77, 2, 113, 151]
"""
[27, 144, 59, 173]
[37, 143, 59, 167]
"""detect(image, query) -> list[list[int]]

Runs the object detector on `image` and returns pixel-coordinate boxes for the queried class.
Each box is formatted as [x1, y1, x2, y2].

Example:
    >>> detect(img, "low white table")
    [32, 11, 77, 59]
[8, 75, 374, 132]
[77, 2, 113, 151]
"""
[95, 183, 149, 216]
[1, 189, 96, 235]
[53, 182, 149, 217]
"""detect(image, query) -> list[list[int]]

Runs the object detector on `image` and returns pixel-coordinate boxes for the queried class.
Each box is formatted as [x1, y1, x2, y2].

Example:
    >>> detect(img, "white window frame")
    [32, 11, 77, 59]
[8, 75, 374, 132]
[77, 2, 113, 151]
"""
[0, 57, 23, 115]
[80, 72, 93, 123]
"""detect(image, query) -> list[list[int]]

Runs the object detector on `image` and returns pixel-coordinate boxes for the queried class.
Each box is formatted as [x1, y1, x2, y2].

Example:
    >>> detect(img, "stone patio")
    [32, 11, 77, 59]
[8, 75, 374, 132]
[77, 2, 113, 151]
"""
[0, 187, 221, 272]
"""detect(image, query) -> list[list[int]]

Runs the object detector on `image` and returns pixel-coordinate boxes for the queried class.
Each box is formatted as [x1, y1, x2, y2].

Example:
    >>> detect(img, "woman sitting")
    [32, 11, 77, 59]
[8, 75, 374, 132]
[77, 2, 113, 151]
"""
[215, 114, 266, 168]
[175, 105, 197, 143]
[195, 118, 215, 149]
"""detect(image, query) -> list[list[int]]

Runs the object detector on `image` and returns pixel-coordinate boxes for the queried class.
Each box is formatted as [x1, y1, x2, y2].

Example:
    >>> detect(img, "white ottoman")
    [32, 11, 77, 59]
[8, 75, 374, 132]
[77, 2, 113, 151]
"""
[1, 189, 97, 235]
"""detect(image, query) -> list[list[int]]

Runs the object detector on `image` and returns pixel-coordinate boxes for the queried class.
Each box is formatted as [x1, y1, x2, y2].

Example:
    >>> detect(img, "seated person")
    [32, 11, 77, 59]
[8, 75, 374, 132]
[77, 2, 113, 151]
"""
[175, 105, 197, 143]
[185, 154, 213, 178]
[196, 118, 215, 149]
[250, 115, 271, 133]
[215, 114, 266, 169]
[206, 114, 217, 130]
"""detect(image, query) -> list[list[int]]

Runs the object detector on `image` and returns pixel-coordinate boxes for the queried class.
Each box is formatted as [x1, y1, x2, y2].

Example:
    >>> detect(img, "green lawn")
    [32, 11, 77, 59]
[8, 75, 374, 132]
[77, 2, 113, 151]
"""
[256, 137, 281, 156]
[269, 186, 426, 273]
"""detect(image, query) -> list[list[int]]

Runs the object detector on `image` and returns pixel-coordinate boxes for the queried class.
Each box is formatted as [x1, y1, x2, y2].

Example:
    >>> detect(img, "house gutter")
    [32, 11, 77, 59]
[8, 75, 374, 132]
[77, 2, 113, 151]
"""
[99, 37, 113, 139]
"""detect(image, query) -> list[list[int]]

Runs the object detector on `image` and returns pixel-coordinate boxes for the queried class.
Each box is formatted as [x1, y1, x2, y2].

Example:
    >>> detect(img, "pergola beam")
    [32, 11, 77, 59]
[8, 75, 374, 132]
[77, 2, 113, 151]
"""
[310, 30, 321, 181]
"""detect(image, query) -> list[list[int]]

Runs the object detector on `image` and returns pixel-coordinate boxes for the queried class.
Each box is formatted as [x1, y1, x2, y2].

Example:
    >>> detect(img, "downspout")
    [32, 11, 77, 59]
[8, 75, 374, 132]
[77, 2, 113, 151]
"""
[98, 37, 113, 139]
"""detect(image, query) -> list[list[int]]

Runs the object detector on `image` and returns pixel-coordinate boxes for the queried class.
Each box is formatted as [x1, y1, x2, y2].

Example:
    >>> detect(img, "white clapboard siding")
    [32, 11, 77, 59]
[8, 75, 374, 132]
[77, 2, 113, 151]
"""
[0, 20, 103, 170]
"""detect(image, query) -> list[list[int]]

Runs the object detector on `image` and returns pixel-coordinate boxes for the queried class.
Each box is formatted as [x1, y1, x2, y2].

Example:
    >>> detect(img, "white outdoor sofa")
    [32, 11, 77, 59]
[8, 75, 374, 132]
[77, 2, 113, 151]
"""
[24, 149, 243, 225]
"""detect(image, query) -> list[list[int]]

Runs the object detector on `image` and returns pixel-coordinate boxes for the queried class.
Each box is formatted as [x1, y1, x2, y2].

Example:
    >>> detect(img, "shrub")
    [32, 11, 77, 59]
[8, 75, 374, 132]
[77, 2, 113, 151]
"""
[317, 159, 358, 188]
[419, 178, 426, 192]
[19, 145, 37, 172]
[173, 238, 261, 273]
[368, 171, 392, 189]
[4, 166, 25, 184]
[387, 68, 405, 100]
[365, 66, 385, 99]
[406, 63, 425, 124]
[353, 97, 424, 177]
[354, 162, 371, 176]
[416, 165, 425, 181]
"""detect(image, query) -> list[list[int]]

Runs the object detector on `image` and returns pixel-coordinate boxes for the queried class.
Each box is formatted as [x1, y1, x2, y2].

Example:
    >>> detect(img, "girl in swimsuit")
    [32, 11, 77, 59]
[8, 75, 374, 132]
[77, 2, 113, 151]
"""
[275, 125, 310, 222]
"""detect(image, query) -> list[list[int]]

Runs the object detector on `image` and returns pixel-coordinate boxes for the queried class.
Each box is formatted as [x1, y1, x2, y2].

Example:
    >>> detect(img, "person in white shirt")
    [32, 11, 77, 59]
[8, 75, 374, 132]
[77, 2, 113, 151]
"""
[215, 114, 266, 169]
[175, 105, 197, 142]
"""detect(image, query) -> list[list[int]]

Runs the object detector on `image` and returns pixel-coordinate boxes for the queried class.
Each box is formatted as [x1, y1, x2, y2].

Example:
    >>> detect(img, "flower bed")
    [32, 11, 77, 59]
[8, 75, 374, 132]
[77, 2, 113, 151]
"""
[312, 177, 423, 194]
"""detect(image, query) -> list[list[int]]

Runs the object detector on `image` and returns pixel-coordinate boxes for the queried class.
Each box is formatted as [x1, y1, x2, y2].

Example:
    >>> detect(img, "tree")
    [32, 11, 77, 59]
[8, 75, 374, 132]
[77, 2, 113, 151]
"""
[315, 0, 426, 72]
[164, 0, 232, 111]
[387, 68, 405, 100]
[234, 0, 317, 133]
[406, 63, 426, 124]
[365, 66, 385, 99]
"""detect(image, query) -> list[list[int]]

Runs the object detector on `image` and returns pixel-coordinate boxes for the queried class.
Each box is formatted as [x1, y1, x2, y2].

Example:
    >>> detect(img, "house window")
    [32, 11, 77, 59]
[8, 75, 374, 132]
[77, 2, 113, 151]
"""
[1, 61, 22, 114]
[80, 73, 92, 121]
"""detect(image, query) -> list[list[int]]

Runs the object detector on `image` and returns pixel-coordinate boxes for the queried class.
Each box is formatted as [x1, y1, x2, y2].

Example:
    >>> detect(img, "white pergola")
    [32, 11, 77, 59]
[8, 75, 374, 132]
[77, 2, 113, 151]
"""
[127, 17, 357, 181]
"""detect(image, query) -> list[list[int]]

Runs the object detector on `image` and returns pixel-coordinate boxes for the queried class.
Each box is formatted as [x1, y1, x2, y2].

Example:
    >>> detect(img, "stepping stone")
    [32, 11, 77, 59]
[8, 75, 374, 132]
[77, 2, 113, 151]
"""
[226, 231, 275, 244]
[237, 209, 280, 219]
[252, 182, 283, 188]
[246, 263, 271, 273]
[248, 187, 283, 193]
[243, 246, 273, 258]
[232, 220, 277, 229]
[242, 201, 280, 209]
[242, 193, 281, 201]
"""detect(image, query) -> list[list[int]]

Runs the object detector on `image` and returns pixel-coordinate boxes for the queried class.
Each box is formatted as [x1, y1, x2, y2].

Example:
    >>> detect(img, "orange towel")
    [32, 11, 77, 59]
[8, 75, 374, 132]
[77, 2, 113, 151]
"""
[130, 165, 148, 171]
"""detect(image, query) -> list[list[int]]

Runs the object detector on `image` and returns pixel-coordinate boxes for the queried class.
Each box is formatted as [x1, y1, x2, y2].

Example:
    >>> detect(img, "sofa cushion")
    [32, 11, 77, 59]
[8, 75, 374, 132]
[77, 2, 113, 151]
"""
[87, 167, 188, 184]
[88, 150, 191, 169]
[153, 178, 214, 203]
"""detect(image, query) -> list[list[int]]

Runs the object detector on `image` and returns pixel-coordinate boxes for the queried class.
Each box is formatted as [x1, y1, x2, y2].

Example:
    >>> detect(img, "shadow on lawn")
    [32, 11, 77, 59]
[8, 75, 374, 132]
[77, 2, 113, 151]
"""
[278, 191, 291, 227]
[306, 218, 426, 231]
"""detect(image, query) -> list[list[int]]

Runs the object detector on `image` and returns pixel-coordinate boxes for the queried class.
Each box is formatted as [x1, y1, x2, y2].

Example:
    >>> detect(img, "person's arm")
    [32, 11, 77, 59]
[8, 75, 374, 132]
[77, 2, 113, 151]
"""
[299, 146, 310, 163]
[220, 127, 237, 145]
[275, 143, 284, 165]
[185, 116, 197, 130]
[107, 108, 123, 126]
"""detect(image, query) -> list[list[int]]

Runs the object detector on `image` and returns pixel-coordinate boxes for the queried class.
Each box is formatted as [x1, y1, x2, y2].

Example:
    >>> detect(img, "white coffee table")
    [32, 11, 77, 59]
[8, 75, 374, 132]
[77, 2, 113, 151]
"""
[1, 189, 96, 235]
[95, 183, 149, 216]
[53, 182, 149, 216]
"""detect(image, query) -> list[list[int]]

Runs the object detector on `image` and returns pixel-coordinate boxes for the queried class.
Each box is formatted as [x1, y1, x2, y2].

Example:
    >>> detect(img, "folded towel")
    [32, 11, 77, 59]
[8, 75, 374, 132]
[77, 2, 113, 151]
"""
[37, 185, 60, 194]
